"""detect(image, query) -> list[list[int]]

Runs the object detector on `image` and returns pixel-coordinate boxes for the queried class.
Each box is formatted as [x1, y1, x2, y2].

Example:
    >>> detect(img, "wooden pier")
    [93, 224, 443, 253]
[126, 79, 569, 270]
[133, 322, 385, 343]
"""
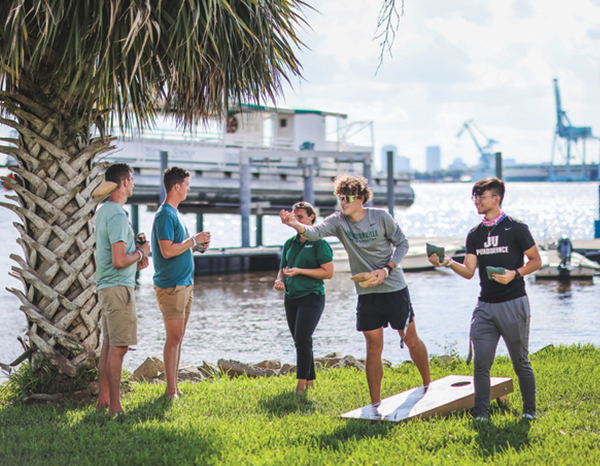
[104, 104, 414, 248]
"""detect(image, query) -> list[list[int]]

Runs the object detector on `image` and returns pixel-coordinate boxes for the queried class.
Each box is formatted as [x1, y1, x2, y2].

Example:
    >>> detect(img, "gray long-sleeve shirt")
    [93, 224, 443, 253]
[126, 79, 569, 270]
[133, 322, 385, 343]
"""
[302, 208, 409, 295]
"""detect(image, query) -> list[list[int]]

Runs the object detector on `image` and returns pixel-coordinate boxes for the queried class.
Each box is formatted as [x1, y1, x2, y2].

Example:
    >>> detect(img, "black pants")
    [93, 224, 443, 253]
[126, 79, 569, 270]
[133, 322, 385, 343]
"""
[284, 293, 325, 380]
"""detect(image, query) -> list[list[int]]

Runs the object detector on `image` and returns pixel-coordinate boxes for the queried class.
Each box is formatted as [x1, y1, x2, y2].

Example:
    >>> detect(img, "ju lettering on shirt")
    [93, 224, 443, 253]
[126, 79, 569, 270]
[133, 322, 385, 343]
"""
[152, 203, 194, 288]
[466, 216, 536, 304]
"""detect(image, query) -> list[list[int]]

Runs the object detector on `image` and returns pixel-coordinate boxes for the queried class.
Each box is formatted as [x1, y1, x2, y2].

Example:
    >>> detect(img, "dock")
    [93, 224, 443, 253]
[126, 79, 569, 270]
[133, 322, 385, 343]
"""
[103, 104, 414, 248]
[192, 237, 600, 276]
[194, 246, 281, 276]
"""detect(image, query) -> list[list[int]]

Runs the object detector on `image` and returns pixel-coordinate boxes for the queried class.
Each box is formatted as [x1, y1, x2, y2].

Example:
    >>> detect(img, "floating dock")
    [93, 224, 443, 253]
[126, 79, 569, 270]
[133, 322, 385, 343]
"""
[194, 246, 281, 276]
[192, 237, 600, 276]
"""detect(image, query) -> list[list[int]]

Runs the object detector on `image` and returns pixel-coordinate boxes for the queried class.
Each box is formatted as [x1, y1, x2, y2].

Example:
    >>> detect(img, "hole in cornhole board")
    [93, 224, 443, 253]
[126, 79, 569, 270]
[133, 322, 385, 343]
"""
[451, 381, 471, 387]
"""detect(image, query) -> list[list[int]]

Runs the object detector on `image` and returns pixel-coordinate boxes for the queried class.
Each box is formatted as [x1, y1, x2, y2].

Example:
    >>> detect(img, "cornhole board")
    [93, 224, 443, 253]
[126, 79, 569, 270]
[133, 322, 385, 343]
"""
[341, 375, 513, 422]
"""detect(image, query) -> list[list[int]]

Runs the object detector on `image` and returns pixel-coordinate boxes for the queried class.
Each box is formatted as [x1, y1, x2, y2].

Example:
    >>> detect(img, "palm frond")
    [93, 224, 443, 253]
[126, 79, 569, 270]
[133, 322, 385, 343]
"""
[0, 0, 308, 131]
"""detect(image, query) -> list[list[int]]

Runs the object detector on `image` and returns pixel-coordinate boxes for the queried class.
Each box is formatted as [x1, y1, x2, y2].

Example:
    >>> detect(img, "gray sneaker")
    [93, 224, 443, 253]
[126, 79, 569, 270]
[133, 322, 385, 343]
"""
[522, 413, 536, 421]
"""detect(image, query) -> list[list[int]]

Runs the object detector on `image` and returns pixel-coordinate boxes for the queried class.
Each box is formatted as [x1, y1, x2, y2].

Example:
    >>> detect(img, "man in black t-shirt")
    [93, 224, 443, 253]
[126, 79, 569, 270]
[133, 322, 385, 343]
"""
[429, 177, 542, 420]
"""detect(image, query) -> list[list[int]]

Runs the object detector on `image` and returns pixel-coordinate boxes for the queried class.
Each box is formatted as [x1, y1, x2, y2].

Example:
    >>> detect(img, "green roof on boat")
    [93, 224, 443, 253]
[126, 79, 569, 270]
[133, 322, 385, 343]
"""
[237, 103, 347, 118]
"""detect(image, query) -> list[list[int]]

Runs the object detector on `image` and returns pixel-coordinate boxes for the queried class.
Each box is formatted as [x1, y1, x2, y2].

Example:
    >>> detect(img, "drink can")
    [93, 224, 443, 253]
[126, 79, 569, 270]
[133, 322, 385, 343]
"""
[136, 233, 147, 245]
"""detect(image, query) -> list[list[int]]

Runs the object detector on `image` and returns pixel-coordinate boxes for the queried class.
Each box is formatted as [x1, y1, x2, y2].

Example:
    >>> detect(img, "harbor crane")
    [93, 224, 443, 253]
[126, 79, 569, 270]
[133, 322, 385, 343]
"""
[456, 120, 499, 176]
[552, 78, 595, 181]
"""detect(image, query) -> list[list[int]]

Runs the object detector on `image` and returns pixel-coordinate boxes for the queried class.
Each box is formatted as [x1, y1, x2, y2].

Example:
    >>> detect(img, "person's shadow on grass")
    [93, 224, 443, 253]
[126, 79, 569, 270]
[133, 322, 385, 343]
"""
[260, 390, 316, 417]
[471, 416, 532, 457]
[311, 419, 395, 451]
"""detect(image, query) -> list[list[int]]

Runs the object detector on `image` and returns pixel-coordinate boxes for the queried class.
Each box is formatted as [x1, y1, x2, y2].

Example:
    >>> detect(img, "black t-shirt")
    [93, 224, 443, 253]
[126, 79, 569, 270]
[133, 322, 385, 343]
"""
[466, 216, 536, 303]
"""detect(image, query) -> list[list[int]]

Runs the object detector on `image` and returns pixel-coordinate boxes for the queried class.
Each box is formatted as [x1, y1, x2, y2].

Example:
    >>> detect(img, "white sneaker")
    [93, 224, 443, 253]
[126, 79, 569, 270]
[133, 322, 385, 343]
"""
[522, 413, 536, 421]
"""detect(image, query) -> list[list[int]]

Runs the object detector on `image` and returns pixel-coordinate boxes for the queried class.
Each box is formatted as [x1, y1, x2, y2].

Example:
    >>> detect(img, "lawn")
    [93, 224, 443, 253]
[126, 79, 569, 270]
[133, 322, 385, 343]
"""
[1, 344, 599, 465]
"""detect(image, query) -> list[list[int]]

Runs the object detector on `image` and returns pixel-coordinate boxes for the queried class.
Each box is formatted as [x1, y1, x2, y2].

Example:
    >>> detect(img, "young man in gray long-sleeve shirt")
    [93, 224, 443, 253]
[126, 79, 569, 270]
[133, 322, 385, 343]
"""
[280, 175, 430, 408]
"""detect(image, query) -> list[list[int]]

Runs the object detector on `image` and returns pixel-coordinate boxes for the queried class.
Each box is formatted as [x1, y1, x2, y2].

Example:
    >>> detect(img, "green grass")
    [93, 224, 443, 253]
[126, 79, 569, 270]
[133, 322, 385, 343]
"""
[1, 344, 599, 465]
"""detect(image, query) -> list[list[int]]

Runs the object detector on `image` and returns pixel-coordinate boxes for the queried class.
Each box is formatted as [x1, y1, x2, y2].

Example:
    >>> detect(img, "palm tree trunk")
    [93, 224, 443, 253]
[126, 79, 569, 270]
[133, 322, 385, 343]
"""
[0, 91, 115, 380]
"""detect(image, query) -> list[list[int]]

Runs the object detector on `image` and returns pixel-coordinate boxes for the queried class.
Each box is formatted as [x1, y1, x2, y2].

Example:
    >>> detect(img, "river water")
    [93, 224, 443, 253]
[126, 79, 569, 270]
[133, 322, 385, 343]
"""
[1, 179, 599, 374]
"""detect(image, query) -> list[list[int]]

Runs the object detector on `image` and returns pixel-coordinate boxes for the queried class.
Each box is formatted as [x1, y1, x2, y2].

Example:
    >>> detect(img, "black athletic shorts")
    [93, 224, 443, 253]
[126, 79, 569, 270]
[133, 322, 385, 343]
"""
[356, 287, 415, 332]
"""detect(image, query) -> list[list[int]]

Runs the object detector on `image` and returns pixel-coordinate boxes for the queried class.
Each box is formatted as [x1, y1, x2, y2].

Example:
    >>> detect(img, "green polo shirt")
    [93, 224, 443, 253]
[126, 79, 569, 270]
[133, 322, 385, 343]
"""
[280, 235, 333, 299]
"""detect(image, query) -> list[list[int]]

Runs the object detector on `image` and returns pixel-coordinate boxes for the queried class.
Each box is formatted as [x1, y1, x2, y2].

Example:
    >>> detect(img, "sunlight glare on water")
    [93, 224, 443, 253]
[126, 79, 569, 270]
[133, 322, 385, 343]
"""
[0, 181, 599, 375]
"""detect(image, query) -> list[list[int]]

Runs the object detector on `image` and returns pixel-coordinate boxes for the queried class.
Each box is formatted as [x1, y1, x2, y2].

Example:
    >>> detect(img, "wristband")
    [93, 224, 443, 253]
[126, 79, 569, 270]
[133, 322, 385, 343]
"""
[136, 249, 144, 261]
[382, 267, 389, 278]
[191, 236, 198, 246]
[384, 264, 393, 275]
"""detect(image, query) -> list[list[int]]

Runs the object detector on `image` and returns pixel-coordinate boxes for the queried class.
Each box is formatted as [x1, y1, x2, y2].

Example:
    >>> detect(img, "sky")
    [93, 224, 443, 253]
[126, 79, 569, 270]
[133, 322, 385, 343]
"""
[275, 0, 600, 172]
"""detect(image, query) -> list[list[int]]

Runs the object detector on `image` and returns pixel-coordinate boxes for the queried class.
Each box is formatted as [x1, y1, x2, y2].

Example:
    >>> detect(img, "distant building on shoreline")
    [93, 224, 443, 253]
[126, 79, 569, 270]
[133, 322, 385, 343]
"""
[426, 146, 441, 173]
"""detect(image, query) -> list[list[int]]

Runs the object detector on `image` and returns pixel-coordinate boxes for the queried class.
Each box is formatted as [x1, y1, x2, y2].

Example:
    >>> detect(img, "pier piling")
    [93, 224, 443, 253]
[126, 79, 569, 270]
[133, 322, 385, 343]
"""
[303, 159, 315, 205]
[240, 155, 251, 248]
[387, 150, 395, 218]
[159, 151, 168, 204]
[594, 185, 600, 238]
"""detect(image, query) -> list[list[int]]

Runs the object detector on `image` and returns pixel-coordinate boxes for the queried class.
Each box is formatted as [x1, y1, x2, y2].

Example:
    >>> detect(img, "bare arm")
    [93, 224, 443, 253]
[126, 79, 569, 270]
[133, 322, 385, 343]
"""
[274, 269, 286, 291]
[111, 241, 150, 270]
[429, 252, 478, 279]
[279, 210, 306, 234]
[159, 231, 211, 259]
[363, 260, 397, 287]
[493, 244, 542, 285]
[283, 261, 334, 280]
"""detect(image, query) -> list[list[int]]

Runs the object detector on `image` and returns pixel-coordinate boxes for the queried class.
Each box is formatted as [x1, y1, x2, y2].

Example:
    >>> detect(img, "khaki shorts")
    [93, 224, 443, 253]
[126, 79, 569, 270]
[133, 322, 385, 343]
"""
[154, 284, 193, 321]
[98, 286, 137, 347]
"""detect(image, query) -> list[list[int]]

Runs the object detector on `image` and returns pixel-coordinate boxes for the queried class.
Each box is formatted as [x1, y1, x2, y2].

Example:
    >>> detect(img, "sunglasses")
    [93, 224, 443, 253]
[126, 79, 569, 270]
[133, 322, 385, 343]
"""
[337, 195, 357, 203]
[471, 194, 497, 202]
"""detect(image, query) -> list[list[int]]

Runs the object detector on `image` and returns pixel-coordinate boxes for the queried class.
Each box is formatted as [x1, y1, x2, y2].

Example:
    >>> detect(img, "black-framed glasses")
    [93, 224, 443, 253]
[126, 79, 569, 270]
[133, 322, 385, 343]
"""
[471, 194, 496, 201]
[337, 195, 356, 203]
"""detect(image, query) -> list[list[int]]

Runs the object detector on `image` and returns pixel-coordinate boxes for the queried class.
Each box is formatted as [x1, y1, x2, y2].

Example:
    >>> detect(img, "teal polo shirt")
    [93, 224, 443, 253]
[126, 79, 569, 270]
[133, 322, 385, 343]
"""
[152, 203, 194, 288]
[280, 235, 333, 299]
[95, 202, 137, 290]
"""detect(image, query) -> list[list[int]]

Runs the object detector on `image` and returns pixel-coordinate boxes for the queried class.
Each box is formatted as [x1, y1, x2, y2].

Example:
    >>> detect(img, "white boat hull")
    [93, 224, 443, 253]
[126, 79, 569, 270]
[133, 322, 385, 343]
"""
[331, 238, 464, 273]
[535, 249, 600, 279]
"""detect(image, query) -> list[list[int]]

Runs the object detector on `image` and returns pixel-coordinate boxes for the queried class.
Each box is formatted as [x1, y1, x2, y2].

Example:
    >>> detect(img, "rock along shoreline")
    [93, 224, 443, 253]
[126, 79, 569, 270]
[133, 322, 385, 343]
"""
[131, 352, 400, 385]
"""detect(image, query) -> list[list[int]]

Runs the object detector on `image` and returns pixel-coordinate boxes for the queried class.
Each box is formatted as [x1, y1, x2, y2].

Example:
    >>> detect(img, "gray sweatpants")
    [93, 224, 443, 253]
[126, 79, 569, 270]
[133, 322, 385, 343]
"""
[470, 296, 536, 416]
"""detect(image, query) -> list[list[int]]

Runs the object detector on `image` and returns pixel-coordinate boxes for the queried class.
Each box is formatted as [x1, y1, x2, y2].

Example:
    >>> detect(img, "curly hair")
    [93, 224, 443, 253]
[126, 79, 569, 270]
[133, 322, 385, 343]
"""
[333, 174, 373, 205]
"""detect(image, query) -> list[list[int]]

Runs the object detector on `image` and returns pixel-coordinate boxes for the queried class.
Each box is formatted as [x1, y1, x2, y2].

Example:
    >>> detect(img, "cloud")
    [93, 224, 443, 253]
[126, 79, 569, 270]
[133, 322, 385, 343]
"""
[512, 0, 533, 18]
[278, 0, 600, 171]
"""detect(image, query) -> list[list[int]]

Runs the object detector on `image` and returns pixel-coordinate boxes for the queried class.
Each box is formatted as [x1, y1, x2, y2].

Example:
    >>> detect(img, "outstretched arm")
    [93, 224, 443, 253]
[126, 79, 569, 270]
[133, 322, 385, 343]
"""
[429, 252, 478, 279]
[279, 210, 306, 234]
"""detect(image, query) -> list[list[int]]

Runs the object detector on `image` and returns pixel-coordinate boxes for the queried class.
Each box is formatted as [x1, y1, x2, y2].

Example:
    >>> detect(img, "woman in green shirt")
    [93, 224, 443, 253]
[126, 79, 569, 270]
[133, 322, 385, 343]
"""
[274, 201, 334, 393]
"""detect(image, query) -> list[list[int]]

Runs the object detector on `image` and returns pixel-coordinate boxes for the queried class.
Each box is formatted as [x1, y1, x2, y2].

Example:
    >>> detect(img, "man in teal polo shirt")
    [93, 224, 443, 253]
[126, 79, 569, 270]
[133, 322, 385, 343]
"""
[96, 163, 150, 414]
[152, 167, 210, 399]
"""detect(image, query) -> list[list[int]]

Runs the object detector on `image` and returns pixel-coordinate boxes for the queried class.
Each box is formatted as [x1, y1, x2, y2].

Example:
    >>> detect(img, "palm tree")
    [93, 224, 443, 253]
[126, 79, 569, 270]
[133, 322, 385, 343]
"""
[0, 0, 305, 389]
